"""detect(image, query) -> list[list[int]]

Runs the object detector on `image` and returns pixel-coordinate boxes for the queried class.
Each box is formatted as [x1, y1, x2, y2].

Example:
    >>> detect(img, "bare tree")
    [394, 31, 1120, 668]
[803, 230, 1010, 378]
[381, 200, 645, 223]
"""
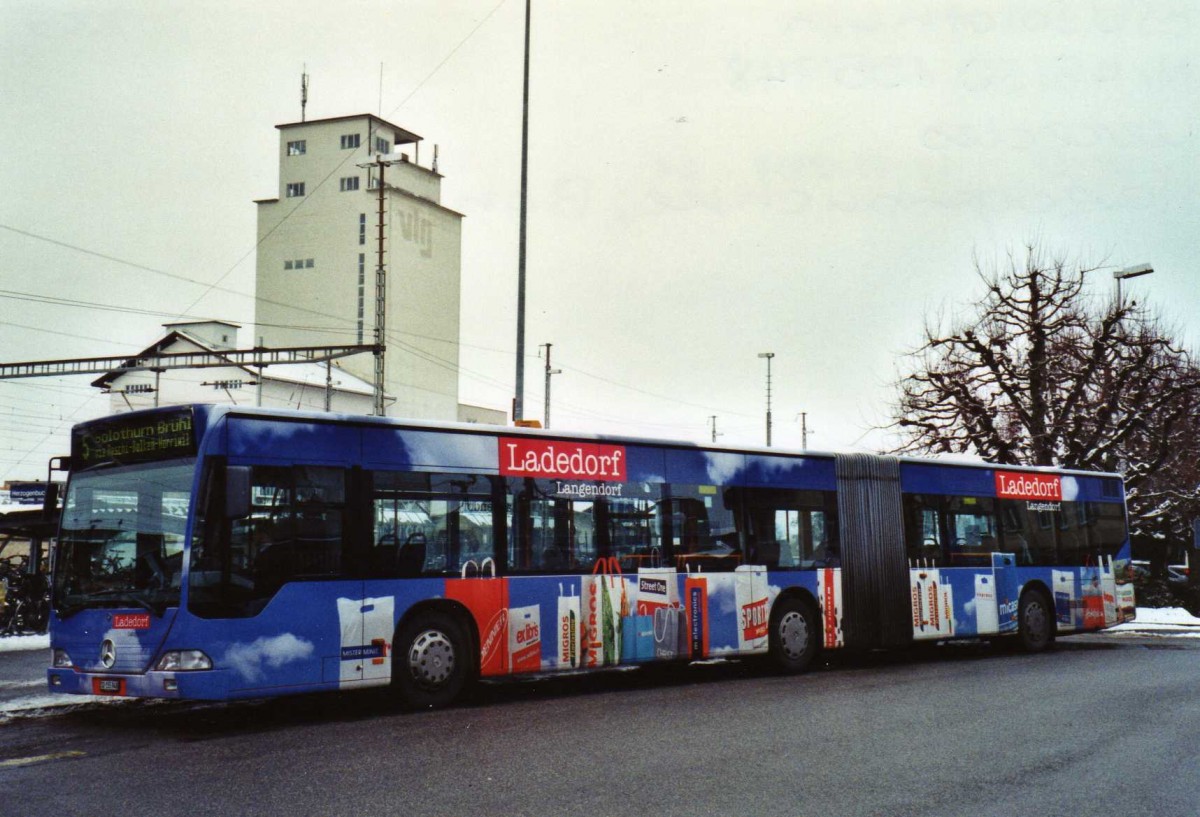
[890, 245, 1200, 565]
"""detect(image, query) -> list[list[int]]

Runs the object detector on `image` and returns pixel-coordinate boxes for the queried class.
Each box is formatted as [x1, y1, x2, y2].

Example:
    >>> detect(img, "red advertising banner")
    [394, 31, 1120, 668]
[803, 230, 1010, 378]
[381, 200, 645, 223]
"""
[994, 471, 1062, 501]
[499, 437, 627, 482]
[112, 613, 151, 630]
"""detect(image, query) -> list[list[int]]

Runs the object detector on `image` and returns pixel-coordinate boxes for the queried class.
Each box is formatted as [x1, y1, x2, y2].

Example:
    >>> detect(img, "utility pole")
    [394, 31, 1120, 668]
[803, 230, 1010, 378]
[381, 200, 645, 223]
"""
[540, 342, 561, 429]
[708, 415, 723, 444]
[324, 359, 333, 412]
[359, 152, 402, 416]
[256, 336, 265, 407]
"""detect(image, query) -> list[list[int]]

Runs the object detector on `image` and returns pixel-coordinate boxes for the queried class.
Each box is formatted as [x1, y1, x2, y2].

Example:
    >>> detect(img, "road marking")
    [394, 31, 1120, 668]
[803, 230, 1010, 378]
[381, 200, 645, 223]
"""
[0, 751, 86, 769]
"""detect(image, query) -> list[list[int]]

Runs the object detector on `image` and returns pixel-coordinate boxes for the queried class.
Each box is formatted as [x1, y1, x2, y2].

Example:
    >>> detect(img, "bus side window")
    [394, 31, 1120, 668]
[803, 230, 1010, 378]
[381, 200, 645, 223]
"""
[740, 488, 838, 569]
[603, 494, 665, 572]
[251, 466, 346, 593]
[903, 494, 943, 565]
[998, 500, 1034, 565]
[506, 479, 596, 574]
[371, 471, 497, 577]
[1087, 501, 1127, 558]
[1057, 501, 1091, 566]
[944, 496, 997, 567]
[190, 465, 347, 618]
[668, 485, 741, 572]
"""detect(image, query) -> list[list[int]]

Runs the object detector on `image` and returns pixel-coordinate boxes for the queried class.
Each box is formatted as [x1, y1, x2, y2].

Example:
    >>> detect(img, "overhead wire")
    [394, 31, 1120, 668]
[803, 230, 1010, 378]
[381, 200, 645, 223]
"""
[0, 0, 768, 467]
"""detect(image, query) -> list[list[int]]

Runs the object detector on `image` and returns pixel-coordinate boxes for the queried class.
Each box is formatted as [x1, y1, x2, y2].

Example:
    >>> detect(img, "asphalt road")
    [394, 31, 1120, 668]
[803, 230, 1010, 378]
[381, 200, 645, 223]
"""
[1, 635, 1198, 817]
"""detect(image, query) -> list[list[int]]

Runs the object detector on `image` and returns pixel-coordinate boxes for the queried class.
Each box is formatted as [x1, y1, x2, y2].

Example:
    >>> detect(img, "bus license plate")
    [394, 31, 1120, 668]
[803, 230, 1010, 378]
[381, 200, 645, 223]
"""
[93, 678, 125, 696]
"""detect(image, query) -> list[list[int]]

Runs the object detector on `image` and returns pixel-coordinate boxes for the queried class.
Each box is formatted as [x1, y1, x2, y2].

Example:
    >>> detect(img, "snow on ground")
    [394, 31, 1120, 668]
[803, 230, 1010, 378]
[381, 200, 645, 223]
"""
[0, 634, 48, 653]
[1108, 606, 1200, 637]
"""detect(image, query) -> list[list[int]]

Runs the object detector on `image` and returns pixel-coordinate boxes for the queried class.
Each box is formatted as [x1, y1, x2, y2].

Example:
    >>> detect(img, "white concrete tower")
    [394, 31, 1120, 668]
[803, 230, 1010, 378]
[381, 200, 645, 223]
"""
[254, 114, 463, 420]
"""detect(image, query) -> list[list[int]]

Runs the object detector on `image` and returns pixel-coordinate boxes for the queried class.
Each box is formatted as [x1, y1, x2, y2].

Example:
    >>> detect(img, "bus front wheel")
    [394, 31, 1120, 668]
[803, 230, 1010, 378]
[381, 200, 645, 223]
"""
[768, 597, 818, 674]
[1017, 590, 1054, 653]
[394, 611, 470, 709]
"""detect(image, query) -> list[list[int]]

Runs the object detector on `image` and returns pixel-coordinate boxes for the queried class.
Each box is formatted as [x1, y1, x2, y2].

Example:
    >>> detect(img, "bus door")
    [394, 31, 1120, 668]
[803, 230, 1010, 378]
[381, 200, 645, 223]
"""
[194, 464, 364, 691]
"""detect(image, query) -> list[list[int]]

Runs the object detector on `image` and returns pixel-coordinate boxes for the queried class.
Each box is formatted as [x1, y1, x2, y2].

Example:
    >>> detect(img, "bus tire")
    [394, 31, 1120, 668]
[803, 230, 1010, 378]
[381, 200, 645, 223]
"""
[1017, 589, 1054, 653]
[393, 611, 470, 709]
[768, 597, 818, 674]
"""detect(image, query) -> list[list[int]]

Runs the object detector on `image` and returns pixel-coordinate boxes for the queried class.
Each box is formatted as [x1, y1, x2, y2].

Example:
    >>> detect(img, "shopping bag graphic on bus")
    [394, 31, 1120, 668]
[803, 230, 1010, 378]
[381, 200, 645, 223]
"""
[734, 566, 769, 653]
[818, 568, 843, 648]
[581, 557, 625, 667]
[1100, 556, 1118, 626]
[652, 605, 686, 660]
[557, 583, 583, 669]
[336, 595, 395, 687]
[685, 574, 709, 659]
[635, 567, 678, 617]
[620, 613, 656, 662]
[973, 573, 999, 635]
[446, 574, 510, 676]
[1081, 566, 1106, 630]
[911, 568, 954, 639]
[1052, 569, 1076, 630]
[508, 605, 542, 673]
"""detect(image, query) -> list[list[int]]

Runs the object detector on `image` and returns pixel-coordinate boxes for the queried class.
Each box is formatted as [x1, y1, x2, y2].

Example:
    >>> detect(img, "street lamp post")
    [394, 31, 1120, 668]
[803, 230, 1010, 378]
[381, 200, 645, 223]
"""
[1114, 263, 1154, 305]
[758, 352, 775, 447]
[513, 0, 533, 423]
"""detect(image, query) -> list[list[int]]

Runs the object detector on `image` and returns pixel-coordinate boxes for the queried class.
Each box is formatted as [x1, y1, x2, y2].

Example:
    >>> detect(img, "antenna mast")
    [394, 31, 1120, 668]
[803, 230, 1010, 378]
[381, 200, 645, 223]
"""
[301, 66, 310, 122]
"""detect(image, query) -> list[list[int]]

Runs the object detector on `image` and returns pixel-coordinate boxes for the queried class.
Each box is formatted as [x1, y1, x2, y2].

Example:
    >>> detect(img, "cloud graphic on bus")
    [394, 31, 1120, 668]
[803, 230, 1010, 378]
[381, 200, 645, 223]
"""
[405, 430, 496, 470]
[704, 452, 745, 485]
[225, 634, 315, 682]
[1061, 476, 1080, 501]
[710, 579, 736, 615]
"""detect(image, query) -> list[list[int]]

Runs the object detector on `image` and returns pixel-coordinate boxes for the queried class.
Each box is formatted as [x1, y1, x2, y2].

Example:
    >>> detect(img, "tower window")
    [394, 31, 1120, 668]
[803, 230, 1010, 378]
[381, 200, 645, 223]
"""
[287, 140, 306, 156]
[340, 177, 360, 192]
[340, 133, 361, 149]
[286, 182, 306, 198]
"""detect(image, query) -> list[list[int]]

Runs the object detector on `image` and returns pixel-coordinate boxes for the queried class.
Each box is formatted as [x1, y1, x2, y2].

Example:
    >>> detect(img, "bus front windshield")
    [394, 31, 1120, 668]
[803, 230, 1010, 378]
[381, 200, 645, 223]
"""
[54, 459, 195, 618]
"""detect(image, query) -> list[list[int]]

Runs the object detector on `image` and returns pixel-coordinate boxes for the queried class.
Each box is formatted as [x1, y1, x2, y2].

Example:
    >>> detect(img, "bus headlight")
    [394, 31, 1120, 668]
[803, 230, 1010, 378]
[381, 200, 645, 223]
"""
[52, 649, 73, 668]
[154, 650, 213, 671]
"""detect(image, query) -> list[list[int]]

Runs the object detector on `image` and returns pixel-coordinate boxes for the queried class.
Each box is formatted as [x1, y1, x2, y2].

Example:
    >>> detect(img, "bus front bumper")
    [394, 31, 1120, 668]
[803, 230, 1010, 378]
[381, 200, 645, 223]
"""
[46, 668, 232, 700]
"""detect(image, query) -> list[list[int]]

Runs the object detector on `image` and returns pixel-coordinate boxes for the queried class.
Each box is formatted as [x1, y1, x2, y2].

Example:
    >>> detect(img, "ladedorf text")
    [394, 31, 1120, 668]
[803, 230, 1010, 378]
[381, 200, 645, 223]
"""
[499, 438, 627, 482]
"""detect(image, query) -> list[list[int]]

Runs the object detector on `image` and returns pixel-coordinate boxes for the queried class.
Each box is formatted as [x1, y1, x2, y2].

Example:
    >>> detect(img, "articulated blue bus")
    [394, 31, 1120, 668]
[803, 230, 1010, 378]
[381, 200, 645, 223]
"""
[48, 405, 1135, 707]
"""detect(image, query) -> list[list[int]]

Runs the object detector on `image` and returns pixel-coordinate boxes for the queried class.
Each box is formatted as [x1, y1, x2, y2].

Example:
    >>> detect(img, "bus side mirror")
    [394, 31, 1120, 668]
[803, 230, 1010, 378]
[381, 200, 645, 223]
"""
[225, 466, 251, 520]
[42, 483, 60, 522]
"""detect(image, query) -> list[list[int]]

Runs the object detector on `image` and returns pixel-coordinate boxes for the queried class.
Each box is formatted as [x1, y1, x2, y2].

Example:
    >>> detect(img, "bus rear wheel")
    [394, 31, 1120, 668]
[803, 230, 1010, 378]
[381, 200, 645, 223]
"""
[1017, 589, 1054, 653]
[769, 597, 818, 674]
[394, 611, 470, 709]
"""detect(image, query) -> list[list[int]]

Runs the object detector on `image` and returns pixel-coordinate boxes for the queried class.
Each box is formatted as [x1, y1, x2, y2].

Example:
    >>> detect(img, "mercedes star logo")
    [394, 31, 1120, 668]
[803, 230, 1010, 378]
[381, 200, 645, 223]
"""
[100, 639, 116, 669]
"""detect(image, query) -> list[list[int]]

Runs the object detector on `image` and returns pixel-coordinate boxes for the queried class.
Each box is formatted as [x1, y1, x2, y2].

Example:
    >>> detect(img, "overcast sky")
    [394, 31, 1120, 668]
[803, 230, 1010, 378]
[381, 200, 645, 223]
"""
[1, 1, 1197, 480]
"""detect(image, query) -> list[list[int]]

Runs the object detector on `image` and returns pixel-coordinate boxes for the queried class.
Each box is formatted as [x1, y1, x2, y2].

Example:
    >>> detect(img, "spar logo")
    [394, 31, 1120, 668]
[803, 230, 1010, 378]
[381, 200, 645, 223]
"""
[500, 437, 627, 482]
[995, 471, 1062, 501]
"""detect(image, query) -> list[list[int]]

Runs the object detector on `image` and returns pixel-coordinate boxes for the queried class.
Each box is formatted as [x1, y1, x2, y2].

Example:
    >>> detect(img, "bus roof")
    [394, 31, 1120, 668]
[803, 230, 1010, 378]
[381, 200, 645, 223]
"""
[74, 403, 1119, 481]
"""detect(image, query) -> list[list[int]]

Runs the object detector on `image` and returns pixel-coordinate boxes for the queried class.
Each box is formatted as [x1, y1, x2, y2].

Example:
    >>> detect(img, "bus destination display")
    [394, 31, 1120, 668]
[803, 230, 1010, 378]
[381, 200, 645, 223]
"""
[72, 408, 195, 467]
